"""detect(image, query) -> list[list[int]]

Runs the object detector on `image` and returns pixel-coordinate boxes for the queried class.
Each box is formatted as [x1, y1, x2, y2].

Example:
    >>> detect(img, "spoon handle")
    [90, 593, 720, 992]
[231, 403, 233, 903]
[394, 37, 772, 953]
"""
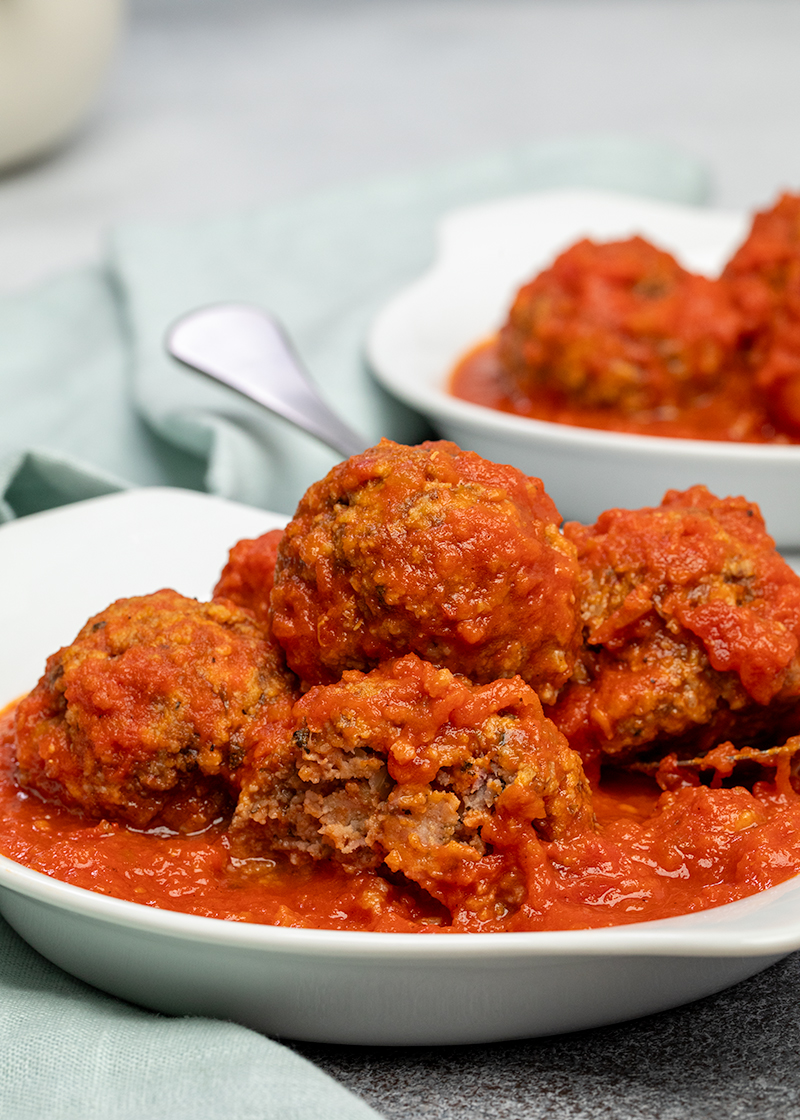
[166, 304, 368, 459]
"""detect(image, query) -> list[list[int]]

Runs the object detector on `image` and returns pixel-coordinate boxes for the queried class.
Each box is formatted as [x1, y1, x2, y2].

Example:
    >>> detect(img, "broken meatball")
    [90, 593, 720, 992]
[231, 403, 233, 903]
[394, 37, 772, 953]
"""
[270, 439, 581, 703]
[232, 653, 593, 923]
[15, 589, 298, 830]
[552, 486, 800, 768]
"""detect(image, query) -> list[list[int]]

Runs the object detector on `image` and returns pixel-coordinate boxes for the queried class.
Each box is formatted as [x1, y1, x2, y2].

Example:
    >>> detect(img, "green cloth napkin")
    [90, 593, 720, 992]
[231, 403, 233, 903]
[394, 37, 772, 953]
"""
[0, 134, 710, 521]
[0, 920, 381, 1120]
[0, 134, 710, 1119]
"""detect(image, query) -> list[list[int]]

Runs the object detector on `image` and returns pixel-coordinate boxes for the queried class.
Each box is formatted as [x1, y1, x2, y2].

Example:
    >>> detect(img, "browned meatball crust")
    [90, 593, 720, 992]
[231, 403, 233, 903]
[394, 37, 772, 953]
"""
[15, 589, 298, 830]
[552, 486, 800, 768]
[270, 439, 581, 703]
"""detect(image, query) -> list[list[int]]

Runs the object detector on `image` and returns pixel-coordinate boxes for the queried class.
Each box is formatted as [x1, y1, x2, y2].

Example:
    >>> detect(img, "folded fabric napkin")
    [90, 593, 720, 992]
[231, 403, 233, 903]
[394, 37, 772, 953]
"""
[0, 135, 710, 1119]
[0, 918, 381, 1120]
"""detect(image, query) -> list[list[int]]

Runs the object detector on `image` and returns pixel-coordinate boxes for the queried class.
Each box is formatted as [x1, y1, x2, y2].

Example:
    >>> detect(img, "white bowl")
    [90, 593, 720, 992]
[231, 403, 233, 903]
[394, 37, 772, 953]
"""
[366, 189, 800, 551]
[1, 488, 800, 1045]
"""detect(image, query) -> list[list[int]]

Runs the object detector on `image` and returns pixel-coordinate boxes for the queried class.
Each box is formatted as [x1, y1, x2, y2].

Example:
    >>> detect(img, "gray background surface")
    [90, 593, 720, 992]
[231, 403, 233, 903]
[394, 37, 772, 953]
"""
[3, 0, 800, 293]
[291, 952, 800, 1119]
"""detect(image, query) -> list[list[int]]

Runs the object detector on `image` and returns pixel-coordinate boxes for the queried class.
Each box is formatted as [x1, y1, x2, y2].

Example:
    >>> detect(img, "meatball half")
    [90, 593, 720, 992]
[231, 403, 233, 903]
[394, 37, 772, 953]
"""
[15, 590, 298, 830]
[270, 439, 581, 703]
[552, 486, 800, 768]
[232, 653, 594, 923]
[498, 237, 742, 419]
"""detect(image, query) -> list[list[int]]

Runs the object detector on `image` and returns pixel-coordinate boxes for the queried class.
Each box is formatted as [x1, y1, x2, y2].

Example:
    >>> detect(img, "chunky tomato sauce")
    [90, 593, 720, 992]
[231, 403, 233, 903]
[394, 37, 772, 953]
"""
[450, 339, 797, 444]
[4, 706, 799, 932]
[449, 204, 800, 443]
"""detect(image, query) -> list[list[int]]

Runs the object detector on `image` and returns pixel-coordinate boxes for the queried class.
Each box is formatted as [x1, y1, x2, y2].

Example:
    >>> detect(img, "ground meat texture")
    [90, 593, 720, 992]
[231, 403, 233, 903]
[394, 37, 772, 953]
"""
[231, 653, 594, 924]
[552, 486, 800, 768]
[498, 236, 742, 419]
[724, 193, 800, 436]
[15, 590, 298, 831]
[270, 439, 581, 704]
[213, 528, 284, 627]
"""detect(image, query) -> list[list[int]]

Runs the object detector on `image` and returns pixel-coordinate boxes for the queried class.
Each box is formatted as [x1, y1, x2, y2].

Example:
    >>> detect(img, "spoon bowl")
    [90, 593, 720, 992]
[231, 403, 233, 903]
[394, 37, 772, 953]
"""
[166, 304, 368, 460]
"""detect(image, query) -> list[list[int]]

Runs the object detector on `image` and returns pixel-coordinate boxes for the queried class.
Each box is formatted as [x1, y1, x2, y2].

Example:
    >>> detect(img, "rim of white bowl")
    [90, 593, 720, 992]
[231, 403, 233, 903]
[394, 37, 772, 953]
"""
[368, 356, 800, 466]
[2, 850, 799, 960]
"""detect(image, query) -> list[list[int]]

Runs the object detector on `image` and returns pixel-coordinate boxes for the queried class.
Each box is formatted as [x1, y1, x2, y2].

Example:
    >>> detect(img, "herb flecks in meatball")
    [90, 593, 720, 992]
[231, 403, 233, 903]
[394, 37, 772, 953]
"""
[270, 439, 581, 704]
[231, 653, 593, 924]
[15, 590, 298, 831]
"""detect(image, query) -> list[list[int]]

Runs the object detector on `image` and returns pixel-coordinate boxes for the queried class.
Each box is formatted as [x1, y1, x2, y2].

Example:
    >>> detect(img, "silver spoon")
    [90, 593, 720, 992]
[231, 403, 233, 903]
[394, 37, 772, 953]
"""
[166, 303, 368, 459]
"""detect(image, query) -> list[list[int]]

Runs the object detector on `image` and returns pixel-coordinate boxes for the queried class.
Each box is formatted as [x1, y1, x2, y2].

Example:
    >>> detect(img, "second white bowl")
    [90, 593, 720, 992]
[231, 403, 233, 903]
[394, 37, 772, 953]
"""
[366, 189, 800, 549]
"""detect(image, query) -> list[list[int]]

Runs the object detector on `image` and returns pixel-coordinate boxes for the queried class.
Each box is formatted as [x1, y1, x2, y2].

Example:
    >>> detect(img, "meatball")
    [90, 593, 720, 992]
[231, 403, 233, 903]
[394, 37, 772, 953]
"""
[270, 439, 581, 703]
[15, 590, 298, 830]
[552, 486, 800, 768]
[498, 236, 742, 419]
[213, 528, 284, 627]
[231, 653, 594, 923]
[724, 192, 800, 333]
[724, 192, 800, 435]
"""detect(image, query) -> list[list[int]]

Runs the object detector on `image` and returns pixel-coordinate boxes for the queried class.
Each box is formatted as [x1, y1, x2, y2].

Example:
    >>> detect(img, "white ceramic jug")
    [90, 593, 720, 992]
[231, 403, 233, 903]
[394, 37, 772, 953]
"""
[0, 0, 124, 171]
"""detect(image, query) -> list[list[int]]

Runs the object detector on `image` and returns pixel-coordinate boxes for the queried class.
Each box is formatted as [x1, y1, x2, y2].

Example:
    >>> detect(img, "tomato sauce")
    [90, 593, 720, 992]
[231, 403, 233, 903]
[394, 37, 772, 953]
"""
[450, 339, 797, 444]
[3, 706, 800, 933]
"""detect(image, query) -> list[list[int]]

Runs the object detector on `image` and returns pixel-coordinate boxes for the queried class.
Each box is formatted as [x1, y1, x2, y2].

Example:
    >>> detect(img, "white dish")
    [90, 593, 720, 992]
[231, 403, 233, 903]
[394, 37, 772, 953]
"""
[1, 487, 800, 1046]
[366, 188, 800, 551]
